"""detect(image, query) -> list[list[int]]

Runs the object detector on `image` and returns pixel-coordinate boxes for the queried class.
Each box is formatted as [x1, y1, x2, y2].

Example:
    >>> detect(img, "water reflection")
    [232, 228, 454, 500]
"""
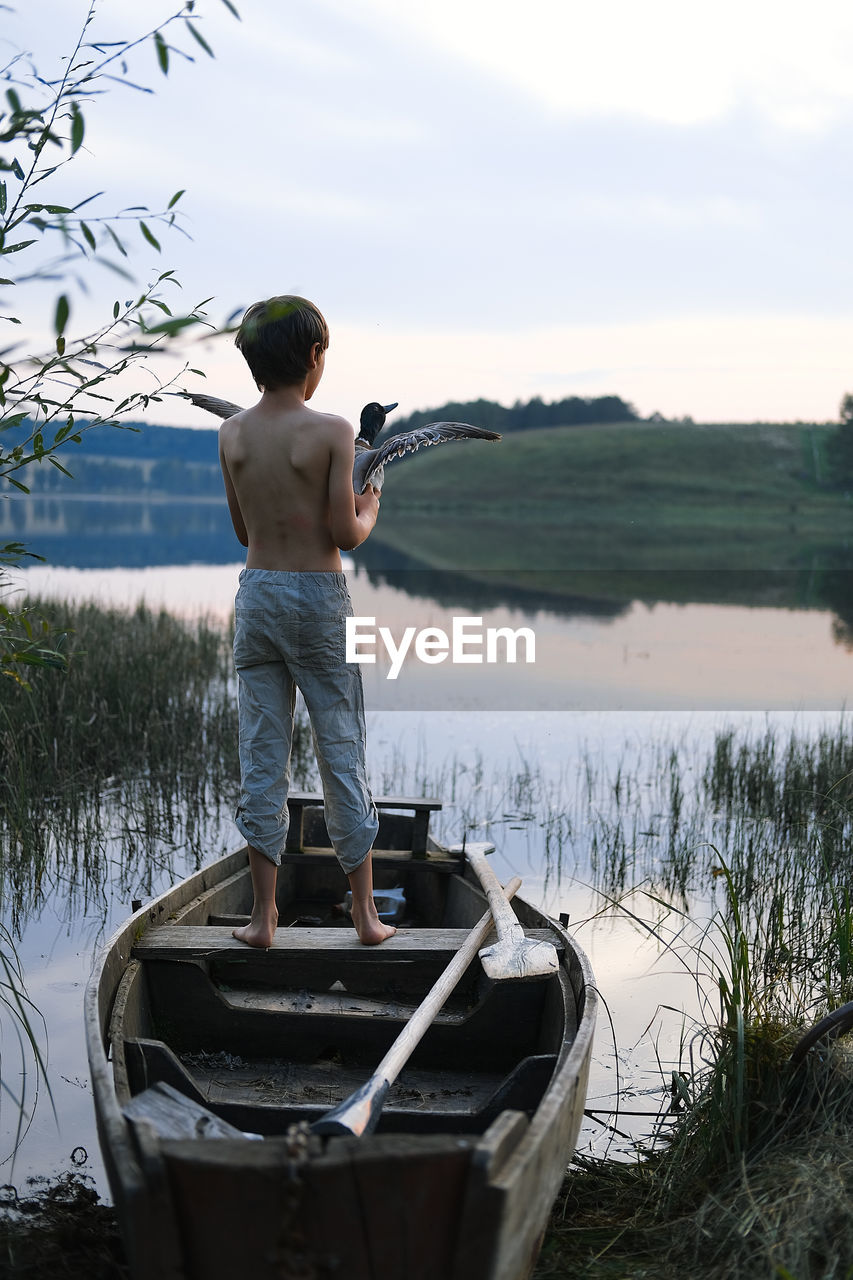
[4, 493, 853, 653]
[8, 559, 853, 710]
[0, 494, 237, 567]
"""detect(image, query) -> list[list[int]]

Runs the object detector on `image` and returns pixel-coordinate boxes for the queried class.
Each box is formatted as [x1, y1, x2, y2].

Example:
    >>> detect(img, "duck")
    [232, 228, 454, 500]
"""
[180, 392, 501, 493]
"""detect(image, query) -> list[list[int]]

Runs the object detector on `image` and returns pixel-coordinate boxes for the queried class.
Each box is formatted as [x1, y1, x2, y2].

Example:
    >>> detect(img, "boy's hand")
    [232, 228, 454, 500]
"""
[355, 484, 381, 523]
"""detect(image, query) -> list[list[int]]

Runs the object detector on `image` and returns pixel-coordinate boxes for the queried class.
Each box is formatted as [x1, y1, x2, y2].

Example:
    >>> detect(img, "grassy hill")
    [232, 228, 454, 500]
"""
[373, 421, 852, 588]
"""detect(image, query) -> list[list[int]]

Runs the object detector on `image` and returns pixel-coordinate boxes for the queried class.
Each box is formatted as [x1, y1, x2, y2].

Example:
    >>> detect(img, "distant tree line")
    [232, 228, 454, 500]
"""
[0, 419, 220, 489]
[830, 394, 853, 486]
[0, 418, 218, 462]
[389, 394, 639, 435]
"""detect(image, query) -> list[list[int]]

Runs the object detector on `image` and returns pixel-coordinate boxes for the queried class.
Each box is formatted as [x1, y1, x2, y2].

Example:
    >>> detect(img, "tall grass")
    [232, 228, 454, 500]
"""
[0, 595, 311, 930]
[372, 714, 853, 1275]
[530, 719, 853, 1280]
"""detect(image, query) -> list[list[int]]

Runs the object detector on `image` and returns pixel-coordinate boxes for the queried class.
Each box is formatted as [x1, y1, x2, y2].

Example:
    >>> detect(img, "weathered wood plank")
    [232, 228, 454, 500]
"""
[349, 1137, 471, 1279]
[223, 985, 469, 1022]
[458, 924, 598, 1280]
[185, 1055, 505, 1116]
[108, 960, 151, 1101]
[288, 791, 443, 812]
[279, 846, 462, 869]
[123, 1081, 262, 1141]
[133, 924, 562, 960]
[287, 792, 442, 855]
[450, 1112, 530, 1280]
[168, 864, 251, 925]
[160, 1138, 344, 1280]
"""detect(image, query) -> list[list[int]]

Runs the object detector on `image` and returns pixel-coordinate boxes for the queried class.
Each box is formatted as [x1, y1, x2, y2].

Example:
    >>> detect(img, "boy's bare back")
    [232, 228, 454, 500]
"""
[219, 367, 379, 571]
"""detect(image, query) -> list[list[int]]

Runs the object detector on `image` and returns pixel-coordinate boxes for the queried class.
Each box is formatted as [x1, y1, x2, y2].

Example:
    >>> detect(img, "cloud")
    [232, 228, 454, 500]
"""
[329, 0, 853, 133]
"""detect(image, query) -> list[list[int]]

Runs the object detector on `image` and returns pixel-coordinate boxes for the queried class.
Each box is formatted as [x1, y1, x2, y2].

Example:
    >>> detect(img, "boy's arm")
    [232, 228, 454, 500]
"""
[219, 434, 248, 547]
[328, 418, 379, 551]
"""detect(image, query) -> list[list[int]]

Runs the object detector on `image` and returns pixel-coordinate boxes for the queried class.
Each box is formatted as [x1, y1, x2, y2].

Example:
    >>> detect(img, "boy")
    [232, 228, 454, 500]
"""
[219, 295, 395, 948]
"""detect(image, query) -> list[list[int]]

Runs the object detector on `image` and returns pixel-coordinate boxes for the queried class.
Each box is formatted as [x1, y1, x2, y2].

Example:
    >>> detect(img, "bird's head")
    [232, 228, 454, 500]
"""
[358, 401, 398, 445]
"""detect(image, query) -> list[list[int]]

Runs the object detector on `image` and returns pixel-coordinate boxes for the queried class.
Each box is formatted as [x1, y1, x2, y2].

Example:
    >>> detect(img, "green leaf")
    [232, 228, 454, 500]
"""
[80, 221, 97, 251]
[7, 476, 29, 493]
[105, 224, 128, 257]
[5, 89, 22, 114]
[0, 181, 5, 215]
[220, 0, 241, 17]
[53, 416, 75, 444]
[11, 159, 24, 181]
[0, 239, 36, 255]
[154, 31, 169, 75]
[184, 20, 214, 57]
[167, 188, 186, 209]
[136, 314, 199, 337]
[54, 294, 70, 335]
[70, 102, 84, 154]
[113, 300, 120, 319]
[48, 455, 73, 478]
[56, 334, 65, 356]
[139, 221, 161, 251]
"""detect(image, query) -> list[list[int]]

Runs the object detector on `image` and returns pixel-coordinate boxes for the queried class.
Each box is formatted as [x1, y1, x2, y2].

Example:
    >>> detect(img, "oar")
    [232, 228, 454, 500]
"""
[311, 876, 523, 1138]
[463, 843, 559, 981]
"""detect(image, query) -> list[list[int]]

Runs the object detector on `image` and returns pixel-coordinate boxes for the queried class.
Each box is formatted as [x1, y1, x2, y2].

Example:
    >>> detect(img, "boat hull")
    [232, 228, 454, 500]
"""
[85, 800, 596, 1280]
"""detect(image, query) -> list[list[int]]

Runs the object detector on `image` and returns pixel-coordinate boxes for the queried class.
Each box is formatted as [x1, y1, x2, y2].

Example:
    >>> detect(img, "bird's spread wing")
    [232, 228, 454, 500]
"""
[182, 391, 244, 420]
[360, 421, 501, 488]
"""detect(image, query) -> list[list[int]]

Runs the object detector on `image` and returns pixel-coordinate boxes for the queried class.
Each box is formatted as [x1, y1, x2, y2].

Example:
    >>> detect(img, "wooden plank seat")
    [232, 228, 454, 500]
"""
[134, 925, 562, 959]
[286, 792, 442, 856]
[122, 1035, 557, 1136]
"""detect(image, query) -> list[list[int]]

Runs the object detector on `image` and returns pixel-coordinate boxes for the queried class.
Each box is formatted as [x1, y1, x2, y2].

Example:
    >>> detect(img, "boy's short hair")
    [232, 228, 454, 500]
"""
[235, 295, 329, 390]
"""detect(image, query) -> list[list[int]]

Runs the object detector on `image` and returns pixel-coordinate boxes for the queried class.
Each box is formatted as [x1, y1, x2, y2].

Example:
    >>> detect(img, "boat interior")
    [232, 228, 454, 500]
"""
[111, 796, 579, 1139]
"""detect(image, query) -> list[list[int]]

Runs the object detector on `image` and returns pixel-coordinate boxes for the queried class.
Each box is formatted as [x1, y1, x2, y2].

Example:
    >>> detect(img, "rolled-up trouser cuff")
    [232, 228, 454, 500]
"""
[234, 806, 286, 866]
[235, 800, 378, 872]
[332, 806, 380, 874]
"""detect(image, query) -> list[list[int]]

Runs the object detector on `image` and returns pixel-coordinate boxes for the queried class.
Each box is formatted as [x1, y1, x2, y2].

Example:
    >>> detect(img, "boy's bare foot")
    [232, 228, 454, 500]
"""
[233, 911, 278, 949]
[350, 902, 397, 946]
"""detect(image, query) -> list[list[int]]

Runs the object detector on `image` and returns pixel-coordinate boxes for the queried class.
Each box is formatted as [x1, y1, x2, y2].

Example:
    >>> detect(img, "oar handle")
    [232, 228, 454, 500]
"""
[312, 877, 523, 1138]
[465, 848, 521, 941]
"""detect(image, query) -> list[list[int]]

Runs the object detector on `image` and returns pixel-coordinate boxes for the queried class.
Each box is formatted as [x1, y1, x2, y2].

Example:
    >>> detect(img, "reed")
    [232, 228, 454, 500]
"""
[370, 715, 853, 1277]
[533, 719, 853, 1280]
[0, 595, 311, 928]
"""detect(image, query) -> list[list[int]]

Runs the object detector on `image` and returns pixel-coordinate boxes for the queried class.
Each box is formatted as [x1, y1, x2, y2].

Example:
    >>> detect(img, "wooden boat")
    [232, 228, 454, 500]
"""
[85, 793, 597, 1280]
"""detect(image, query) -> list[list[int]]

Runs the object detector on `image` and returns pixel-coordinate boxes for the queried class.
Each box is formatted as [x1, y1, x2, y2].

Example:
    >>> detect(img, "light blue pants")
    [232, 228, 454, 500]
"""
[233, 569, 379, 872]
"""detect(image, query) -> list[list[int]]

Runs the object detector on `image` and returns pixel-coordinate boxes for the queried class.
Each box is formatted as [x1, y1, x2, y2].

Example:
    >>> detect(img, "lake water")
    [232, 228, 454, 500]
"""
[1, 557, 850, 1197]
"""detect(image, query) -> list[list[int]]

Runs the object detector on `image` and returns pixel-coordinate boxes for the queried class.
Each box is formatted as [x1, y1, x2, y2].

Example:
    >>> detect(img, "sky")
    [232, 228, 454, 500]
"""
[6, 0, 853, 427]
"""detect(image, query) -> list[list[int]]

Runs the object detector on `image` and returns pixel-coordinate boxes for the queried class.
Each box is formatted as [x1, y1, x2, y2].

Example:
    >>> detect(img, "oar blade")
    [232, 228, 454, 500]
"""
[478, 936, 559, 982]
[310, 1077, 391, 1138]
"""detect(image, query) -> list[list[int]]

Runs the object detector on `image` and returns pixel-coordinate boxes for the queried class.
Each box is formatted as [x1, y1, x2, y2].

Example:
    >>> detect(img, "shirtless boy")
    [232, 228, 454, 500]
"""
[219, 295, 396, 949]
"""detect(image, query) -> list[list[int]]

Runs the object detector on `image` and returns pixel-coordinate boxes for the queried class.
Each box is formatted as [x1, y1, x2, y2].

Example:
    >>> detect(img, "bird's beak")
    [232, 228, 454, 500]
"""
[383, 403, 398, 414]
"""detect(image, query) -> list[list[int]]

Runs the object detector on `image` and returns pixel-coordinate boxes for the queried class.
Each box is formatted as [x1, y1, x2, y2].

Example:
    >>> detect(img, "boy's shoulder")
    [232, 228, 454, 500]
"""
[317, 409, 355, 436]
[218, 405, 355, 458]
